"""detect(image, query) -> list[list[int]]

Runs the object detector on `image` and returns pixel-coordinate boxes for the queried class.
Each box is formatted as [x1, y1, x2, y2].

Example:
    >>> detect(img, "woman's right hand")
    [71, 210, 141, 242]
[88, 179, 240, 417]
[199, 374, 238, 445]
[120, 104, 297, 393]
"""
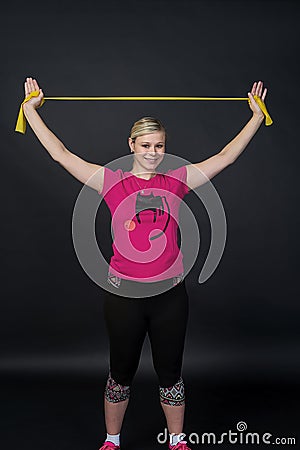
[23, 77, 44, 109]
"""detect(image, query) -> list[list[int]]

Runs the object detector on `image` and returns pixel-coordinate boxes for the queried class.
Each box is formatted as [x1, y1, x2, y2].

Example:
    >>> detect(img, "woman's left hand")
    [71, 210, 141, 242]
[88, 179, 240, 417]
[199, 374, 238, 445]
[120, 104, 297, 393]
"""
[248, 80, 267, 119]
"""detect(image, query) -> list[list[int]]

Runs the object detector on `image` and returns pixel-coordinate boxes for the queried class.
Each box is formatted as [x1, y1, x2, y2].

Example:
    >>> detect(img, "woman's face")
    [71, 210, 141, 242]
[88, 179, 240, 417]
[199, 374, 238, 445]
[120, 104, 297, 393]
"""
[128, 131, 166, 171]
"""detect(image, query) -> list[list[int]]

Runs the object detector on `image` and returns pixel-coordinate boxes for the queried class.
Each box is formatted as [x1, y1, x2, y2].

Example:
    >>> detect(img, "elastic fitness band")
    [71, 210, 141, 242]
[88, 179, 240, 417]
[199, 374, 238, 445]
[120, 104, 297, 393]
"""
[15, 90, 273, 134]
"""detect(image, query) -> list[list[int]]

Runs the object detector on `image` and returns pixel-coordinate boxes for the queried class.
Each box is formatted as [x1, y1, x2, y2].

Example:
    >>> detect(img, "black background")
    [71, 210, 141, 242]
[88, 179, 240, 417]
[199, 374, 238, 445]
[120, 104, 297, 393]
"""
[1, 1, 299, 449]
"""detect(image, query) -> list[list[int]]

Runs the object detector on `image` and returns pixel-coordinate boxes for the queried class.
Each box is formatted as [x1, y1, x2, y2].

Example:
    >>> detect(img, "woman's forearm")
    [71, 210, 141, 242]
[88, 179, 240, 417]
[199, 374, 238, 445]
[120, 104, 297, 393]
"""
[23, 103, 67, 161]
[219, 113, 264, 165]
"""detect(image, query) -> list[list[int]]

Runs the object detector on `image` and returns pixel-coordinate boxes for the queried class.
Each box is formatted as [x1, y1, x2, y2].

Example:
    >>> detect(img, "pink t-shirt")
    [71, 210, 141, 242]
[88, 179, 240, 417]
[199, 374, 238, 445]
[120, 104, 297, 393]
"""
[99, 165, 190, 281]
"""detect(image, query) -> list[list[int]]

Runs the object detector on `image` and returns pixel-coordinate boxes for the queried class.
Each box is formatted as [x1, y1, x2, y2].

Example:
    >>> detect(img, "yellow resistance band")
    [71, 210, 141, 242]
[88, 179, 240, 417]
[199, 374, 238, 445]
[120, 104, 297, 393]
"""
[15, 91, 273, 134]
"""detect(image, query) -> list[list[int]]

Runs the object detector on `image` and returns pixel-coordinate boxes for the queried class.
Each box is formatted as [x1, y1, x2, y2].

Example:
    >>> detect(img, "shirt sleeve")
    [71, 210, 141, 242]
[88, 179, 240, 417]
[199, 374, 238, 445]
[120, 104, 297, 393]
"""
[98, 167, 122, 197]
[166, 165, 190, 199]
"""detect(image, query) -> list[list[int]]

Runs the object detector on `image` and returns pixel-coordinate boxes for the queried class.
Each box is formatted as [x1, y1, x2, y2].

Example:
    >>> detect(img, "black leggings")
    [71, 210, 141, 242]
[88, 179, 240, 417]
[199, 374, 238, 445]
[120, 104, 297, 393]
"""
[103, 280, 189, 388]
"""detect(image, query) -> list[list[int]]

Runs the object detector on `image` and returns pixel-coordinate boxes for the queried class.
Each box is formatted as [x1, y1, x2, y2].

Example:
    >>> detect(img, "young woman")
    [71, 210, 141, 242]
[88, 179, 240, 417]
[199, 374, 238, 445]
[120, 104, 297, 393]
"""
[22, 77, 267, 450]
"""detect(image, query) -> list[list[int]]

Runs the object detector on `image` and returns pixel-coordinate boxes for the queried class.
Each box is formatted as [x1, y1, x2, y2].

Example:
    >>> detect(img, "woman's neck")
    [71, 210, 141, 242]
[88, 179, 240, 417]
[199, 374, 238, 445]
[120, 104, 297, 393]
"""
[130, 168, 157, 180]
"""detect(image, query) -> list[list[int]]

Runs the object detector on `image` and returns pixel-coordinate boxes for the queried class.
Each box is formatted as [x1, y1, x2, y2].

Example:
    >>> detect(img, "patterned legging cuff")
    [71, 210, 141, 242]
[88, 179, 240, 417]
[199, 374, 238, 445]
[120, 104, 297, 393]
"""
[104, 371, 131, 403]
[159, 376, 185, 406]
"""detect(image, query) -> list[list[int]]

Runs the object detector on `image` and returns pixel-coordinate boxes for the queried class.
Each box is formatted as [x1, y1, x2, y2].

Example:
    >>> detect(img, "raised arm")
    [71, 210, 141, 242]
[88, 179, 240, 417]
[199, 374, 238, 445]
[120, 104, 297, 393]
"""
[186, 81, 268, 190]
[22, 77, 104, 194]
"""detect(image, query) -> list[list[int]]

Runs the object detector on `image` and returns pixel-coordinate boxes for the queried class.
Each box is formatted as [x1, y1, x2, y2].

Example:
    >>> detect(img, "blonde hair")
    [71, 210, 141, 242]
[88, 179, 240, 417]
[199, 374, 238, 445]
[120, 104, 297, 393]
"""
[129, 116, 166, 142]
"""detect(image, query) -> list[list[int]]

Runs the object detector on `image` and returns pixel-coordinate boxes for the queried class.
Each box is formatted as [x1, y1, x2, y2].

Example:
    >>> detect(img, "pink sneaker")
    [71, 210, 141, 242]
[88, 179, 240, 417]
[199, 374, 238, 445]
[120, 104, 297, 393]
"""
[168, 441, 191, 450]
[99, 441, 120, 450]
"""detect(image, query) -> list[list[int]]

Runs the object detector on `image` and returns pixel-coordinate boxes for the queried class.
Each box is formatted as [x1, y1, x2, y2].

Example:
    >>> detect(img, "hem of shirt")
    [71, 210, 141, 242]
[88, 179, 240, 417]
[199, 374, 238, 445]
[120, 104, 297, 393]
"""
[107, 265, 185, 283]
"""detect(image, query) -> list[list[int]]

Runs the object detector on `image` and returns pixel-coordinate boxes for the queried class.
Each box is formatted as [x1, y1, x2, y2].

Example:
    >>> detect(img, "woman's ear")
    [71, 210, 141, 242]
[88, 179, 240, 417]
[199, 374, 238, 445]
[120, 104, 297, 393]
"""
[128, 137, 134, 153]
